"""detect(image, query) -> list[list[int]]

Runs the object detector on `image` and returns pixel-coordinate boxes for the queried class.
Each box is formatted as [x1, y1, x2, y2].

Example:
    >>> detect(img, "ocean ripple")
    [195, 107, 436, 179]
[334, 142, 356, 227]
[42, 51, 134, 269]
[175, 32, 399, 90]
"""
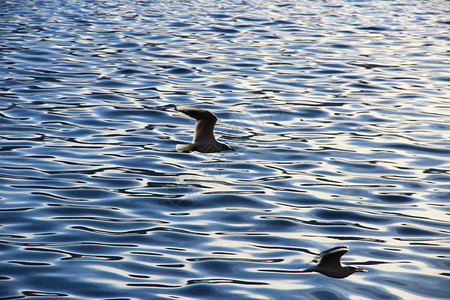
[1, 0, 450, 299]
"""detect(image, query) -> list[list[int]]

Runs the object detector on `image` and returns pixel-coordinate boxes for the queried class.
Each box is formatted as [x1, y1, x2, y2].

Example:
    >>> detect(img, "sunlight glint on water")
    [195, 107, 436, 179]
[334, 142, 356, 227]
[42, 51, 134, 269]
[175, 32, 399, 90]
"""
[0, 0, 449, 299]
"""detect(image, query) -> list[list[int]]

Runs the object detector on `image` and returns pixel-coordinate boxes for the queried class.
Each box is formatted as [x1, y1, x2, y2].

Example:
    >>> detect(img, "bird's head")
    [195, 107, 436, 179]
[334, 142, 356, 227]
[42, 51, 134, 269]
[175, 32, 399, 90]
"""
[348, 266, 367, 274]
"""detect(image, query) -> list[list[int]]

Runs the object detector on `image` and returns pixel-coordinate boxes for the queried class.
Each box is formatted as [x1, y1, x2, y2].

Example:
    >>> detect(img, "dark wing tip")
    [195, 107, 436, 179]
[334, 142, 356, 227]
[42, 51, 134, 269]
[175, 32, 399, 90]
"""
[176, 106, 217, 122]
[315, 246, 349, 266]
[321, 246, 349, 256]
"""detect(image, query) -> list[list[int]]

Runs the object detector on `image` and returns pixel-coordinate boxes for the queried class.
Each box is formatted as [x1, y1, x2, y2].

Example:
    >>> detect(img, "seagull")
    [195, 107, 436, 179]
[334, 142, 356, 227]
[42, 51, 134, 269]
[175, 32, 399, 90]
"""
[302, 246, 367, 278]
[175, 106, 235, 153]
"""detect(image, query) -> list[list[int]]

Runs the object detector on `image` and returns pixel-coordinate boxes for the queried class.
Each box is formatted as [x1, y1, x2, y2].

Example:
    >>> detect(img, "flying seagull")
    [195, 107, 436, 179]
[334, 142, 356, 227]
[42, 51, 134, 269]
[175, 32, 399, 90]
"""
[303, 246, 367, 278]
[176, 106, 235, 153]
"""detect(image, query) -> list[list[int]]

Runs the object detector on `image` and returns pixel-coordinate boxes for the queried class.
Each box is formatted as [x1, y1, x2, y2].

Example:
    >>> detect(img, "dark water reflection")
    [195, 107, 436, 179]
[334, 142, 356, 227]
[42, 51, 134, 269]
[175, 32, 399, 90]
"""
[1, 0, 450, 299]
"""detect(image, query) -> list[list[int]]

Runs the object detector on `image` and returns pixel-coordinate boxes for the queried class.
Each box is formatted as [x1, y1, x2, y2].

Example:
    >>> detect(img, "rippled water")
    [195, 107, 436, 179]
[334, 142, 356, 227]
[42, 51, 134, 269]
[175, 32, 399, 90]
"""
[1, 0, 450, 299]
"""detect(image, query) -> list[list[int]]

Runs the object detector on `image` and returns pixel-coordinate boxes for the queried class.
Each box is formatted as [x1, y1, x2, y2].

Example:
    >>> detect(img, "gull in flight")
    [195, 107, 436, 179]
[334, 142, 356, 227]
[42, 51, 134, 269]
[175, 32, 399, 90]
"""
[303, 246, 367, 278]
[176, 106, 235, 153]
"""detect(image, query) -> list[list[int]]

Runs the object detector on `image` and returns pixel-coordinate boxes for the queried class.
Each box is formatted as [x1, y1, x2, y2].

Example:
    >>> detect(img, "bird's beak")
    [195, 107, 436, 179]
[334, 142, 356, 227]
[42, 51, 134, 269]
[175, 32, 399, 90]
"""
[355, 268, 367, 273]
[230, 147, 236, 152]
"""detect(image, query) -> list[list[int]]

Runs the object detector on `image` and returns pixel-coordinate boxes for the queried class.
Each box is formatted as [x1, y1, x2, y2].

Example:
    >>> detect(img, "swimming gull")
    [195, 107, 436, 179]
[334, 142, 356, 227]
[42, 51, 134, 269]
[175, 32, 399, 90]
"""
[303, 246, 367, 278]
[176, 106, 235, 153]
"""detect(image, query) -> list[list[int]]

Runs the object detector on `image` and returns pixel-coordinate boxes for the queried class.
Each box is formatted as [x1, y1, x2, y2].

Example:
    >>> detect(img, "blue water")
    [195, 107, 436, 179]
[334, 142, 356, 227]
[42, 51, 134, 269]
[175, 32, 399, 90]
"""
[1, 0, 450, 299]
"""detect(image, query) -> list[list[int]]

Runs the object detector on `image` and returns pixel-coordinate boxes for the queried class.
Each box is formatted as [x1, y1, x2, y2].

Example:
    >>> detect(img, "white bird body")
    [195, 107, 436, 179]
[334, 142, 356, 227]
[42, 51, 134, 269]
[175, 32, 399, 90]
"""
[176, 106, 234, 153]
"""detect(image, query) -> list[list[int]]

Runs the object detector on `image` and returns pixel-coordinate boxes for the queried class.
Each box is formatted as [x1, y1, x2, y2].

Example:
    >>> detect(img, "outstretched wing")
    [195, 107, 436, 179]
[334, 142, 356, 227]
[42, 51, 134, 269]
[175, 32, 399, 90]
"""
[176, 106, 218, 143]
[316, 246, 348, 269]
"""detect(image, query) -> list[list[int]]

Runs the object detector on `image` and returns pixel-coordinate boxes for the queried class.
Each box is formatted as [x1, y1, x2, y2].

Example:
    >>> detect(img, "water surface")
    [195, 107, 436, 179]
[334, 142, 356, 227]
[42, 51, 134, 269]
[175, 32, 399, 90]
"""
[1, 0, 450, 299]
